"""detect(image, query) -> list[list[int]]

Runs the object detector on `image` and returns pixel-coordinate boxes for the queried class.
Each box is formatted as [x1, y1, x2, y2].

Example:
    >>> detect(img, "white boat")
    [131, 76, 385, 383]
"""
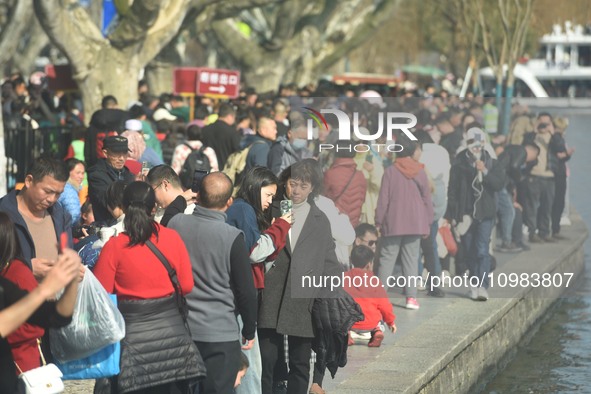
[478, 21, 591, 99]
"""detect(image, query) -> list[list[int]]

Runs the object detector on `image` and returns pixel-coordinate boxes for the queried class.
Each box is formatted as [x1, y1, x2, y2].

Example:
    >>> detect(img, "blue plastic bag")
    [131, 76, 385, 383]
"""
[57, 341, 120, 380]
[56, 295, 121, 379]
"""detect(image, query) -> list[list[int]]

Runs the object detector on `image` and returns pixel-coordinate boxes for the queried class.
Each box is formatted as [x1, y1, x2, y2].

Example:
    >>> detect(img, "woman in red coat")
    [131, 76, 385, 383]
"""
[93, 181, 203, 393]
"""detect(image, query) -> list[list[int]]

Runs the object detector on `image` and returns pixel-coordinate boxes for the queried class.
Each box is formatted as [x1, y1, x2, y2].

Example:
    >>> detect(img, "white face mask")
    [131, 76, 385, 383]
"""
[292, 138, 308, 150]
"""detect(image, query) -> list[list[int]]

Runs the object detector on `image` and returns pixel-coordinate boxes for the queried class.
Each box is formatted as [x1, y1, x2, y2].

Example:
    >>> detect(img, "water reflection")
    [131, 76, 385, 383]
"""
[486, 112, 591, 394]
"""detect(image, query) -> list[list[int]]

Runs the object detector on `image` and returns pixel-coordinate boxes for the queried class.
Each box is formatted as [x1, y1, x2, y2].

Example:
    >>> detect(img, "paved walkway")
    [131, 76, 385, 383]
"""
[56, 215, 587, 394]
[323, 213, 588, 393]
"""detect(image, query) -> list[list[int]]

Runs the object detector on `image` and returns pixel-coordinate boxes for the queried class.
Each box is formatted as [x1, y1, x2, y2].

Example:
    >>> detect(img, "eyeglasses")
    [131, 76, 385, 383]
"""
[152, 182, 163, 191]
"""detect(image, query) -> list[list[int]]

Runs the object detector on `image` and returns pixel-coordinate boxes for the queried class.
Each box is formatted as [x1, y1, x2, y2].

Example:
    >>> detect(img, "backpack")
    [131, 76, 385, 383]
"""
[179, 143, 211, 189]
[223, 140, 267, 185]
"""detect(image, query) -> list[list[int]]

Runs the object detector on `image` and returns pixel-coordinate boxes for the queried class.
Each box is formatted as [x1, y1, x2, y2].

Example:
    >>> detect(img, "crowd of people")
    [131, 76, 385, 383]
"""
[0, 74, 576, 394]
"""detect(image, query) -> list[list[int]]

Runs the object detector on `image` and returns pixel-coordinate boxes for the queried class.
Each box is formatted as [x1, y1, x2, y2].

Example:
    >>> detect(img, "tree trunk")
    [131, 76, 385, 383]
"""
[211, 0, 401, 93]
[495, 66, 503, 109]
[243, 62, 289, 93]
[77, 50, 141, 118]
[502, 84, 513, 135]
[145, 39, 181, 96]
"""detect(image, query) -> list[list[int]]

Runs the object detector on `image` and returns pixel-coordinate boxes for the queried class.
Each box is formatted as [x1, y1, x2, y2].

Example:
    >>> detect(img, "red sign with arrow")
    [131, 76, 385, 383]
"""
[195, 67, 240, 99]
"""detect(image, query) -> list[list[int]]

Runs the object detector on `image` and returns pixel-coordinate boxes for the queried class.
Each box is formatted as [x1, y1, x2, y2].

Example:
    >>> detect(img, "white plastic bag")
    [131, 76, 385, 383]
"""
[50, 270, 125, 362]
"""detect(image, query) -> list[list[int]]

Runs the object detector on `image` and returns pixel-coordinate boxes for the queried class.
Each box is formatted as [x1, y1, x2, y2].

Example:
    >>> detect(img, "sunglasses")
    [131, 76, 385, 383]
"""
[361, 238, 377, 247]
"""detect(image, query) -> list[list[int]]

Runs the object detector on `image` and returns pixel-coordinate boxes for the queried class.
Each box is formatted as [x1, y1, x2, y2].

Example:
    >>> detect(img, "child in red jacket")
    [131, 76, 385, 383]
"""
[344, 245, 397, 347]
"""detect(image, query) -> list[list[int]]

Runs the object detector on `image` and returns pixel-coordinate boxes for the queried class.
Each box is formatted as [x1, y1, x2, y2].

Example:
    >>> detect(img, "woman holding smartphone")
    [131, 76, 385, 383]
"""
[226, 166, 293, 394]
[0, 212, 81, 393]
[227, 166, 293, 287]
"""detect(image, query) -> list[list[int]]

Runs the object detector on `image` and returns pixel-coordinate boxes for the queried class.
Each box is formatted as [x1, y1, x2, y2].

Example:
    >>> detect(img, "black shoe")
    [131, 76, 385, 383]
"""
[529, 234, 544, 243]
[552, 234, 568, 241]
[497, 242, 523, 253]
[428, 287, 445, 297]
[516, 242, 531, 251]
[541, 236, 557, 243]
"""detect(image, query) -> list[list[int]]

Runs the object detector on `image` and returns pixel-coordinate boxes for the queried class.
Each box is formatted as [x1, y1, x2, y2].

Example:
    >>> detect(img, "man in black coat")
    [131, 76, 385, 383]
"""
[444, 128, 505, 302]
[495, 143, 540, 252]
[87, 136, 135, 225]
[202, 103, 240, 169]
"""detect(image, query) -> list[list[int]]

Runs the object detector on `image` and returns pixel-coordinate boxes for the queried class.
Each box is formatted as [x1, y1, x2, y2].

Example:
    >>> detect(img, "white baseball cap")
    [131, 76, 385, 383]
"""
[125, 119, 143, 131]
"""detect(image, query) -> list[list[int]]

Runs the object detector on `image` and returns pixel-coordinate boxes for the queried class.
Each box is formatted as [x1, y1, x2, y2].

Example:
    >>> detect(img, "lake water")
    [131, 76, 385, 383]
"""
[485, 112, 591, 394]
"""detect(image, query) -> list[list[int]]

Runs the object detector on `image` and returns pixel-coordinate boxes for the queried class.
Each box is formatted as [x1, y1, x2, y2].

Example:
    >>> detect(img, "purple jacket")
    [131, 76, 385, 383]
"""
[375, 165, 433, 237]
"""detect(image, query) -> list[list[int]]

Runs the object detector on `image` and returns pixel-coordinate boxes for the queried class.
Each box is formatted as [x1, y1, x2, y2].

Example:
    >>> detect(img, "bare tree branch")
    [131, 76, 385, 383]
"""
[498, 0, 511, 36]
[138, 0, 197, 64]
[210, 18, 265, 66]
[108, 0, 161, 48]
[315, 0, 402, 72]
[476, 0, 498, 71]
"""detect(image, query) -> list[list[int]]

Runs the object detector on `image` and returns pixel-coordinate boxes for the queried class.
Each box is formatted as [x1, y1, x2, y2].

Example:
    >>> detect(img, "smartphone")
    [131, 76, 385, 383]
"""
[141, 161, 150, 177]
[192, 169, 209, 193]
[60, 232, 68, 253]
[280, 199, 293, 216]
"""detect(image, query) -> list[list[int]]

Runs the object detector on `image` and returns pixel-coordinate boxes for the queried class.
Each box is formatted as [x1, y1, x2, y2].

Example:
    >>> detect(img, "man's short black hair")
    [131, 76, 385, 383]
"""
[355, 223, 378, 239]
[11, 76, 26, 88]
[218, 103, 236, 118]
[27, 157, 68, 183]
[147, 165, 182, 189]
[129, 104, 146, 119]
[350, 245, 375, 268]
[101, 95, 118, 109]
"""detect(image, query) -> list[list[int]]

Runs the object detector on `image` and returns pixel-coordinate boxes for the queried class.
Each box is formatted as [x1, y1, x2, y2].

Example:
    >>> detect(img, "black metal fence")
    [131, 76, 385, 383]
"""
[4, 125, 73, 190]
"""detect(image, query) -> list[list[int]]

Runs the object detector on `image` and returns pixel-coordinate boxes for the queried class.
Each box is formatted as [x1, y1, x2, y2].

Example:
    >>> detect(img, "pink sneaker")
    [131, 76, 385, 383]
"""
[405, 297, 420, 310]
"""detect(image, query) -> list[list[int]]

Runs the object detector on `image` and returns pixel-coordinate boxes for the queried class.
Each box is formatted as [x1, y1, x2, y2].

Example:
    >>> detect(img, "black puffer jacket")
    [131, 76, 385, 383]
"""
[312, 287, 364, 379]
[114, 297, 205, 393]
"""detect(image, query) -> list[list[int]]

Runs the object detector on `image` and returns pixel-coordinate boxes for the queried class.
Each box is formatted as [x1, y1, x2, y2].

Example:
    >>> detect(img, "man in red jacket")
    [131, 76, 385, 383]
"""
[344, 245, 396, 347]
